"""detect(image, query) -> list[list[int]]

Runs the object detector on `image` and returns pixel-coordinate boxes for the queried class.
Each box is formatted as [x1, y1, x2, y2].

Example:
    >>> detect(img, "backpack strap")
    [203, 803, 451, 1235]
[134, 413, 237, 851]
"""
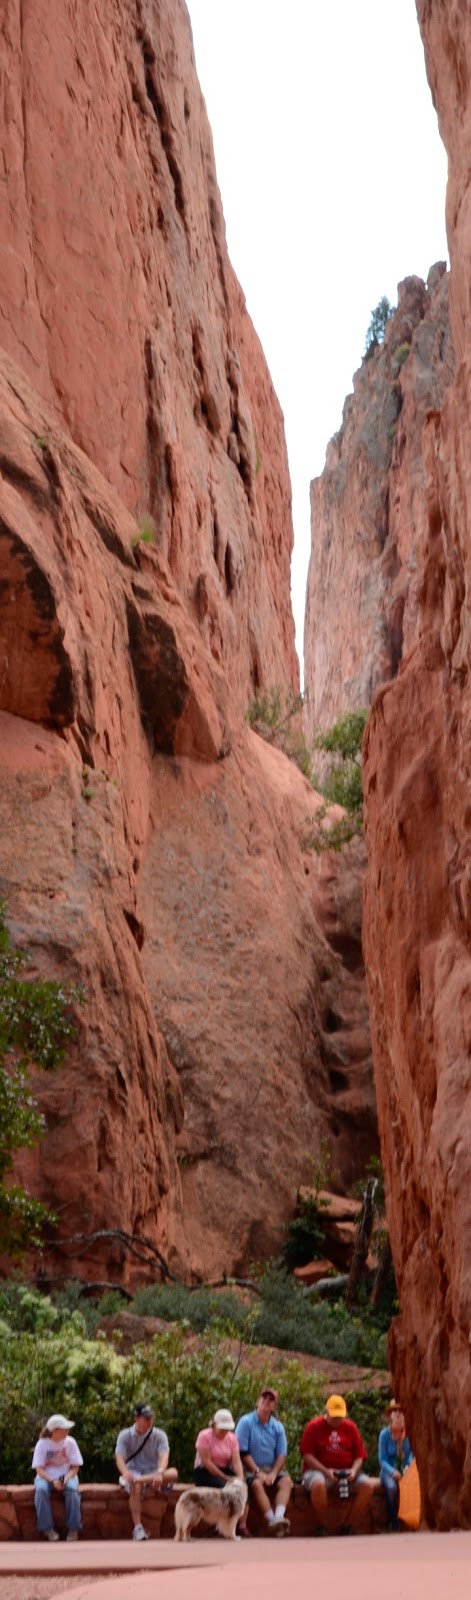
[124, 1427, 153, 1465]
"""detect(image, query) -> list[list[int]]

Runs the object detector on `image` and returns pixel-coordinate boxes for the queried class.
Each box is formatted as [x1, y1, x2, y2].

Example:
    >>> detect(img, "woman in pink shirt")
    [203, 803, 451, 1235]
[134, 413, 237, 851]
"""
[194, 1409, 244, 1488]
[194, 1408, 249, 1536]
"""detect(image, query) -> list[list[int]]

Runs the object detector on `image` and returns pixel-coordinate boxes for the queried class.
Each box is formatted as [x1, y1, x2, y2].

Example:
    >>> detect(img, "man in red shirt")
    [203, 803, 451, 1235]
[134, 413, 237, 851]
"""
[300, 1394, 374, 1534]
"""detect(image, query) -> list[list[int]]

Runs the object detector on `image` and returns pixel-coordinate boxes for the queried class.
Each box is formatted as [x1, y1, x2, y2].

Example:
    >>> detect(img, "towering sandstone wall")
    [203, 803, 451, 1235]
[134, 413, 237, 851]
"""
[304, 267, 454, 740]
[304, 0, 471, 1525]
[0, 0, 376, 1283]
[0, 0, 297, 704]
[317, 0, 471, 1529]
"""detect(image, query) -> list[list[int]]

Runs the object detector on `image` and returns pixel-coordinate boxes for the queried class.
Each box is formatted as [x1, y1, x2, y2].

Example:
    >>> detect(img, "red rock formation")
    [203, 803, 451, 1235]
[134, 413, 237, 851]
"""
[361, 1, 471, 1529]
[0, 0, 297, 707]
[0, 1, 376, 1285]
[304, 266, 453, 740]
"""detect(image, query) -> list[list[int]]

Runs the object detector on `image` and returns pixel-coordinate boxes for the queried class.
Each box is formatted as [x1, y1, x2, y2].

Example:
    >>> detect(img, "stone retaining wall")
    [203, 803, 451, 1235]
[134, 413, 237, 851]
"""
[0, 1481, 389, 1540]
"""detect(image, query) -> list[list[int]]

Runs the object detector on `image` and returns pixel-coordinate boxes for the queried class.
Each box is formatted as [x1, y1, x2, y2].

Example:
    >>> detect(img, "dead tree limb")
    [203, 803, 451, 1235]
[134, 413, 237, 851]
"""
[50, 1229, 179, 1281]
[369, 1232, 393, 1310]
[187, 1277, 263, 1298]
[32, 1274, 133, 1301]
[345, 1177, 377, 1307]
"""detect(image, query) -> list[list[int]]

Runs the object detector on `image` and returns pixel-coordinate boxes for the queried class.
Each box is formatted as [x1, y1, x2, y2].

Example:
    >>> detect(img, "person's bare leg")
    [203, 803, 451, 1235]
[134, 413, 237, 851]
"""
[275, 1476, 292, 1514]
[309, 1477, 328, 1530]
[348, 1477, 374, 1532]
[249, 1478, 272, 1518]
[128, 1483, 144, 1528]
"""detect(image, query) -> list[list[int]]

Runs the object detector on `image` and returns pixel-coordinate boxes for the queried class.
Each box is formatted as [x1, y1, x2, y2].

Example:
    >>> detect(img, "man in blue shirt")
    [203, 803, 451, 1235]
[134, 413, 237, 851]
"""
[236, 1388, 292, 1535]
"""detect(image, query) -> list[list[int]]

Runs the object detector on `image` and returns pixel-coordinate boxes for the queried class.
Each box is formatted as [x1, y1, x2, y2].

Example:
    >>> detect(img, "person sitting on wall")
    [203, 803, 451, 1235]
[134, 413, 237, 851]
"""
[32, 1413, 83, 1542]
[115, 1402, 178, 1542]
[300, 1393, 374, 1535]
[378, 1401, 414, 1530]
[235, 1387, 292, 1536]
[194, 1406, 249, 1536]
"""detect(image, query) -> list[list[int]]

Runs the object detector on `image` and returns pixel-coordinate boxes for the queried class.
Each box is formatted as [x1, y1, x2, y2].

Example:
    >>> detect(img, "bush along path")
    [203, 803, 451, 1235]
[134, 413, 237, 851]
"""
[0, 1288, 389, 1486]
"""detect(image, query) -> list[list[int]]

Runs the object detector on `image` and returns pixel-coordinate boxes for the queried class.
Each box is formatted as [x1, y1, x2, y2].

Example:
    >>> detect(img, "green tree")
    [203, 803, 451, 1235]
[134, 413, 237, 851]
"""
[365, 296, 393, 354]
[306, 710, 367, 854]
[0, 905, 80, 1255]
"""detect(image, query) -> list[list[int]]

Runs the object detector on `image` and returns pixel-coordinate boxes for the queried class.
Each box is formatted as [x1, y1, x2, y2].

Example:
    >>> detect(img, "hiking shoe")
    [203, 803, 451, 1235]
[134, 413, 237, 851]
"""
[45, 1529, 60, 1542]
[271, 1517, 290, 1536]
[132, 1524, 150, 1541]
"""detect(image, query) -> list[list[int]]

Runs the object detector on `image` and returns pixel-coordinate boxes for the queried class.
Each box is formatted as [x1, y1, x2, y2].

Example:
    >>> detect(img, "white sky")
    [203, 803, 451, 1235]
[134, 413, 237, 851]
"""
[187, 0, 448, 669]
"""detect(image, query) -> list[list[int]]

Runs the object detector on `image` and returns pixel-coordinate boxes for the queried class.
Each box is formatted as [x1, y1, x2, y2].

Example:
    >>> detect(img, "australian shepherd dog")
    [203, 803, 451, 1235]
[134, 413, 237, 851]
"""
[174, 1477, 248, 1541]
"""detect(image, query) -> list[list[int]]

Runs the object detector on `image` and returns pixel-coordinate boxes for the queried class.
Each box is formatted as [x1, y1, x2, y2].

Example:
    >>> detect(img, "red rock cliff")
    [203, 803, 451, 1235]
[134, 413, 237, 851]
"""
[0, 1, 375, 1285]
[362, 0, 471, 1528]
[0, 0, 297, 705]
[304, 266, 453, 740]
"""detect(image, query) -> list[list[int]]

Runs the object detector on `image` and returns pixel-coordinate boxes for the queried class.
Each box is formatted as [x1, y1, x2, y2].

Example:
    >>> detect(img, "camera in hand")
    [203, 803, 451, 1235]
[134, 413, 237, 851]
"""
[334, 1469, 350, 1500]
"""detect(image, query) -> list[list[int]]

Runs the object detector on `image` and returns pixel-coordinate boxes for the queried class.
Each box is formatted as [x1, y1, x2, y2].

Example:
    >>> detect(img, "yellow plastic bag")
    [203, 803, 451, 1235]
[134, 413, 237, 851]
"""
[399, 1459, 421, 1529]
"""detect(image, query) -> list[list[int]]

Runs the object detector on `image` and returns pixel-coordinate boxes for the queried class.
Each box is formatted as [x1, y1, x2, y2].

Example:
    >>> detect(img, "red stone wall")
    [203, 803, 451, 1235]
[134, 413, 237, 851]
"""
[0, 1, 377, 1283]
[0, 0, 297, 708]
[361, 0, 471, 1531]
[304, 268, 453, 739]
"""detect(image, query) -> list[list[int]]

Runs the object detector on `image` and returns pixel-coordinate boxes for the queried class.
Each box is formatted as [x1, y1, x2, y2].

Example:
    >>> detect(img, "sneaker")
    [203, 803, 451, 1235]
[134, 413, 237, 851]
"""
[45, 1529, 60, 1542]
[271, 1517, 290, 1536]
[66, 1531, 79, 1541]
[132, 1524, 150, 1541]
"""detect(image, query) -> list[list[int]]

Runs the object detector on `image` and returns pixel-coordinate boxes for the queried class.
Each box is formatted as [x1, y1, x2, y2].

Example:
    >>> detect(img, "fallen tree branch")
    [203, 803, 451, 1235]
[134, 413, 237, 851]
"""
[32, 1273, 133, 1301]
[48, 1228, 179, 1281]
[187, 1277, 263, 1298]
[303, 1274, 348, 1300]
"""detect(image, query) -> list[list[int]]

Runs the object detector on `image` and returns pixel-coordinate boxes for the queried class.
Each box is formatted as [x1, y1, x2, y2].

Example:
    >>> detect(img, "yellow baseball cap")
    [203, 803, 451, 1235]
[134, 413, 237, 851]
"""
[325, 1394, 347, 1418]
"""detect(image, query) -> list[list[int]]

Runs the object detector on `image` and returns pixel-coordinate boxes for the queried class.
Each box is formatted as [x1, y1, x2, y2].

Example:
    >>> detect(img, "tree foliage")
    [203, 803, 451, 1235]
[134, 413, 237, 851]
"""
[0, 1284, 389, 1482]
[365, 296, 393, 354]
[306, 710, 367, 854]
[0, 905, 80, 1254]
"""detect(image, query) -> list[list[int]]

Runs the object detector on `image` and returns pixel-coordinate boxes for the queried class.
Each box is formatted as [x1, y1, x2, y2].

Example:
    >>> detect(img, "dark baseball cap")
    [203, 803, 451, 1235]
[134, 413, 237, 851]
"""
[134, 1403, 153, 1418]
[260, 1387, 278, 1403]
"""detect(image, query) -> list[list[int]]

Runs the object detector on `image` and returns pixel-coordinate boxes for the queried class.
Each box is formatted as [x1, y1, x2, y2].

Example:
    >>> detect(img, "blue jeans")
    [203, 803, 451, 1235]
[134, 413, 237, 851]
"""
[34, 1475, 82, 1534]
[380, 1466, 399, 1528]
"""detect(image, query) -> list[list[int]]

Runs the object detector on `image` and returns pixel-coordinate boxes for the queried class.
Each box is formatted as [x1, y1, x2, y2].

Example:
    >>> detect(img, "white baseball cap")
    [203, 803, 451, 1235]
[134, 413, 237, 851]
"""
[46, 1414, 75, 1431]
[213, 1408, 235, 1429]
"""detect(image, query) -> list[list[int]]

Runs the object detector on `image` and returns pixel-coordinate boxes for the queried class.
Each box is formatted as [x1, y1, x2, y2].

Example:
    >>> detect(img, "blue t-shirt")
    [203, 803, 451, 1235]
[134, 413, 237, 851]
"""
[235, 1410, 287, 1468]
[378, 1426, 414, 1473]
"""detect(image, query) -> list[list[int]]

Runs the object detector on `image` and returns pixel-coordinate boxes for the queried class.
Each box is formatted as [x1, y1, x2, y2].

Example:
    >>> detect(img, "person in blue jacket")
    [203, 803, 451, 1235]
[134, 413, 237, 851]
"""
[378, 1402, 414, 1529]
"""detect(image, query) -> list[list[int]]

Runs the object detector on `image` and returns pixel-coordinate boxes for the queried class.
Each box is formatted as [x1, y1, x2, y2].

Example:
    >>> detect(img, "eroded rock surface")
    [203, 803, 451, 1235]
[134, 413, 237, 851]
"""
[304, 266, 453, 739]
[0, 0, 297, 707]
[361, 0, 471, 1529]
[0, 0, 376, 1285]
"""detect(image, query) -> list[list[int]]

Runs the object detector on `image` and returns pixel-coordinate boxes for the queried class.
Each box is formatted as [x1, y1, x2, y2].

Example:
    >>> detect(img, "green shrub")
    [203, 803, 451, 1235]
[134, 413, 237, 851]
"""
[282, 1196, 325, 1268]
[132, 516, 155, 550]
[246, 690, 284, 729]
[0, 905, 82, 1254]
[134, 1282, 249, 1335]
[0, 1315, 328, 1483]
[303, 810, 363, 855]
[394, 343, 411, 366]
[344, 1387, 389, 1474]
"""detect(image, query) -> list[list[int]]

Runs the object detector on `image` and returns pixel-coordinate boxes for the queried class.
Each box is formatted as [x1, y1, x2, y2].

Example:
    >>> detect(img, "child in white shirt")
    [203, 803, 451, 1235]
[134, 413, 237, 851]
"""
[32, 1413, 83, 1541]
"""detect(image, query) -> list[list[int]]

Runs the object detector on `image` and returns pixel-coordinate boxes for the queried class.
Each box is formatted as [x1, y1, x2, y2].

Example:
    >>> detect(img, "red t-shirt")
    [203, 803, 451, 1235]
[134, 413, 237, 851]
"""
[300, 1417, 367, 1469]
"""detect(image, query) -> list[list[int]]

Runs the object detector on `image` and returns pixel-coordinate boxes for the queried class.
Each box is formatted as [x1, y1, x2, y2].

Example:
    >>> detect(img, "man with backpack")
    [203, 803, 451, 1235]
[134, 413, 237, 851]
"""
[115, 1403, 178, 1541]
